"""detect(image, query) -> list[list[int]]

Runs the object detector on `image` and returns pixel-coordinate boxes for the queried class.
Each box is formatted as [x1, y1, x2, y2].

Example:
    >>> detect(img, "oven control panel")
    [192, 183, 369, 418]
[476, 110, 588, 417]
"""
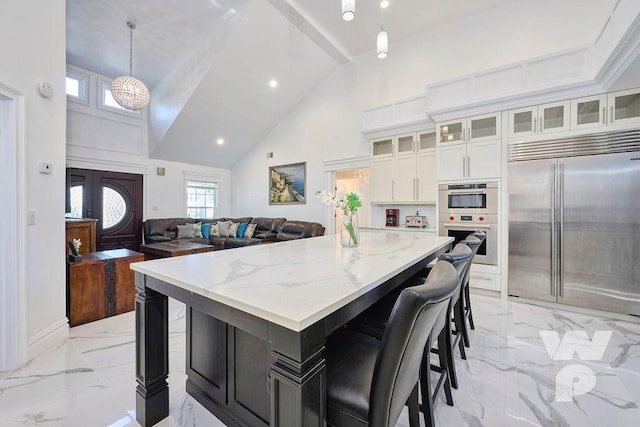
[446, 214, 493, 224]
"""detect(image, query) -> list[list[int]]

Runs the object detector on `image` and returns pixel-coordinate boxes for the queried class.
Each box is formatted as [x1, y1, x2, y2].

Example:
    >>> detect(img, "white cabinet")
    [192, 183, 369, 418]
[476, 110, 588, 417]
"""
[436, 112, 501, 181]
[369, 130, 437, 203]
[571, 94, 608, 131]
[508, 100, 570, 137]
[437, 112, 501, 146]
[607, 88, 640, 128]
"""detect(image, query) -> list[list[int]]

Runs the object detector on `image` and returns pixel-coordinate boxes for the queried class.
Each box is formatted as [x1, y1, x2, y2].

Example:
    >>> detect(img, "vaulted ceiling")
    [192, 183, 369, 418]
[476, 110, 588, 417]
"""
[66, 0, 633, 169]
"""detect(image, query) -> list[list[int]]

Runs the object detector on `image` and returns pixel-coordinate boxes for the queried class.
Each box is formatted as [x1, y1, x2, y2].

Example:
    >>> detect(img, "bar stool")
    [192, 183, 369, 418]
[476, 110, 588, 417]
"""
[325, 261, 459, 427]
[457, 233, 484, 348]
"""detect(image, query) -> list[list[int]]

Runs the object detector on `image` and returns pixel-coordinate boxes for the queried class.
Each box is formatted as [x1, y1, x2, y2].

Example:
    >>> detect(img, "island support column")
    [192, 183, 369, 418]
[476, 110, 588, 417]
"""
[270, 322, 326, 426]
[135, 272, 169, 426]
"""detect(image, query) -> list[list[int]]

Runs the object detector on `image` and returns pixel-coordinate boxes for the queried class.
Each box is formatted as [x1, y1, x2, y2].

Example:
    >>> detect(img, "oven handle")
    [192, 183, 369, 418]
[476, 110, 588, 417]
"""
[442, 223, 492, 230]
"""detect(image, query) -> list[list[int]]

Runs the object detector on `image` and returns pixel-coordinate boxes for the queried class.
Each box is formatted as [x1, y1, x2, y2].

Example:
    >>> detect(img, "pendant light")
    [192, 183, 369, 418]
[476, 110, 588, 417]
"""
[377, 9, 388, 59]
[111, 21, 150, 110]
[342, 0, 355, 21]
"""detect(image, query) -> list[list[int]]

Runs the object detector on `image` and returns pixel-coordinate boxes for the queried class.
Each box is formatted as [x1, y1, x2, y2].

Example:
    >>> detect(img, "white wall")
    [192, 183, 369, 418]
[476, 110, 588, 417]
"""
[146, 159, 232, 219]
[0, 0, 67, 361]
[230, 3, 615, 222]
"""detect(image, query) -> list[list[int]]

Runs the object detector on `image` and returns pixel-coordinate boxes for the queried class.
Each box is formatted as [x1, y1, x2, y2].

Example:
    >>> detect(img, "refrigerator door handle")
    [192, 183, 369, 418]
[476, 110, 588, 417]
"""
[551, 163, 557, 297]
[559, 163, 565, 297]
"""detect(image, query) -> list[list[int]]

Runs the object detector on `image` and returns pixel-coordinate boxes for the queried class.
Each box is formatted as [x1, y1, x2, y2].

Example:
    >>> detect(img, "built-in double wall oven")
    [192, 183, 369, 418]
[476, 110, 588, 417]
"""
[438, 182, 498, 266]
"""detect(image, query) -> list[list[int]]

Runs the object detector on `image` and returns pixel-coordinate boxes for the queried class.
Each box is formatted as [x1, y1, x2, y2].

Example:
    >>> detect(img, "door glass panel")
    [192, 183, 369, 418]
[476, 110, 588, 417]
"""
[439, 122, 463, 143]
[614, 93, 640, 120]
[543, 106, 564, 129]
[513, 111, 533, 133]
[372, 139, 393, 156]
[419, 132, 436, 150]
[471, 117, 496, 139]
[69, 185, 83, 218]
[397, 135, 414, 153]
[576, 100, 600, 125]
[103, 187, 127, 229]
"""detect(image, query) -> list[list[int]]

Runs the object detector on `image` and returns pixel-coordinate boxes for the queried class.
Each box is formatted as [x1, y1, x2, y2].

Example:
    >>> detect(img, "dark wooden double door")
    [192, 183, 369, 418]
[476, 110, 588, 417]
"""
[66, 168, 143, 251]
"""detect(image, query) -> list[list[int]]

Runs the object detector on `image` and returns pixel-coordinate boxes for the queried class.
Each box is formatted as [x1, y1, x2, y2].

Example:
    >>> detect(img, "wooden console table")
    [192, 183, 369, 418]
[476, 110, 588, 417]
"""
[65, 218, 97, 255]
[67, 249, 144, 326]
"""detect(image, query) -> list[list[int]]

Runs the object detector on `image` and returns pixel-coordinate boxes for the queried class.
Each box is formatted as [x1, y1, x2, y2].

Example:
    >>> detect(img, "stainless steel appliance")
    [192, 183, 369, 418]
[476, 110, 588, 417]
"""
[386, 208, 399, 227]
[438, 182, 498, 266]
[406, 212, 428, 228]
[508, 129, 640, 316]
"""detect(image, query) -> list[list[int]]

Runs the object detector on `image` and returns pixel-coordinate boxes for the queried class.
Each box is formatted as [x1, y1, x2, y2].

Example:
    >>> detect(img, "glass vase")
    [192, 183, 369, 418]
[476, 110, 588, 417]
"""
[340, 210, 359, 247]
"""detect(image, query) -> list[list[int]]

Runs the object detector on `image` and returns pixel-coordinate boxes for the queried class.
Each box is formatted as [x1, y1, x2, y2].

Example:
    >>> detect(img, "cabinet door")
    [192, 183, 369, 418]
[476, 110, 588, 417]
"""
[608, 88, 640, 127]
[571, 95, 607, 130]
[417, 150, 436, 202]
[468, 139, 501, 179]
[509, 106, 537, 137]
[469, 112, 501, 142]
[417, 131, 436, 152]
[539, 100, 570, 134]
[370, 158, 395, 202]
[371, 138, 394, 157]
[396, 134, 416, 155]
[395, 154, 417, 201]
[437, 118, 466, 145]
[436, 144, 466, 181]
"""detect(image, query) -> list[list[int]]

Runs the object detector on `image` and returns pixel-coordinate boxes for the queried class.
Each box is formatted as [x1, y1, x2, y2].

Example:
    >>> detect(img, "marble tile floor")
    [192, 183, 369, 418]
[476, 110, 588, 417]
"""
[1, 294, 639, 426]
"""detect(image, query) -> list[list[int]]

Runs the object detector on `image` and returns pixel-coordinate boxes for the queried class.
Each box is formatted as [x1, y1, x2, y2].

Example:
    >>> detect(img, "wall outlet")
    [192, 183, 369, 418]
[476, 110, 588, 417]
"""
[27, 211, 36, 225]
[38, 163, 52, 174]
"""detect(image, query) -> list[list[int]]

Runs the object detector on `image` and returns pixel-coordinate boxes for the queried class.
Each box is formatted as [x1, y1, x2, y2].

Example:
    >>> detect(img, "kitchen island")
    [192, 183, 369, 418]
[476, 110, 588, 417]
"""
[131, 230, 453, 426]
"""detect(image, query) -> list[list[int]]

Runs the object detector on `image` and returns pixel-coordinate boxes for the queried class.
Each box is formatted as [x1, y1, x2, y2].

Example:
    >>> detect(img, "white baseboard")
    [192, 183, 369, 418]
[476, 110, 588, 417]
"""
[27, 318, 69, 361]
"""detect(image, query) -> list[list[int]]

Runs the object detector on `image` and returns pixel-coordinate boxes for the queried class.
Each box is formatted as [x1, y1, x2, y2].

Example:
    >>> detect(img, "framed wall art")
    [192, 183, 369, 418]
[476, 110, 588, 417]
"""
[269, 162, 306, 205]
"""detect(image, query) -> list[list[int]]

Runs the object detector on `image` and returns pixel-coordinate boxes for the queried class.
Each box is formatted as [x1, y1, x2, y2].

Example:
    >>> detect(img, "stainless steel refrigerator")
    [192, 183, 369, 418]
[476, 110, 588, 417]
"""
[508, 130, 640, 316]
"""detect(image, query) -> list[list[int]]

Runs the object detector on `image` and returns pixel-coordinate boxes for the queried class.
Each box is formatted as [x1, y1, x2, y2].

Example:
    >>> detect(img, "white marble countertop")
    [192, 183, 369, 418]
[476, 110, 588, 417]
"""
[131, 230, 452, 332]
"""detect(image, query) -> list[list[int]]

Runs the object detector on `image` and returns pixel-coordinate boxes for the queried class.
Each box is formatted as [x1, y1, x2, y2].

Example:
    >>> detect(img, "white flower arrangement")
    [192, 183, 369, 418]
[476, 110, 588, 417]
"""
[316, 190, 363, 245]
[72, 238, 82, 253]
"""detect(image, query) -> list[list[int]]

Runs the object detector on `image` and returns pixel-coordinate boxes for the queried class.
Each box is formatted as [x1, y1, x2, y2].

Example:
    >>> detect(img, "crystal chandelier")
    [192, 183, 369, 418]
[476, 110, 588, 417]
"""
[111, 21, 150, 110]
[342, 0, 355, 21]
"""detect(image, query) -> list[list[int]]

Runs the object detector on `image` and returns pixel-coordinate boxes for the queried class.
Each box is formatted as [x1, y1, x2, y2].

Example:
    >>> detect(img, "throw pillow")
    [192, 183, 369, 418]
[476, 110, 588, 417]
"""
[228, 222, 239, 237]
[201, 223, 212, 239]
[217, 221, 232, 237]
[176, 224, 193, 239]
[192, 222, 203, 238]
[211, 223, 220, 237]
[237, 222, 248, 238]
[244, 223, 257, 238]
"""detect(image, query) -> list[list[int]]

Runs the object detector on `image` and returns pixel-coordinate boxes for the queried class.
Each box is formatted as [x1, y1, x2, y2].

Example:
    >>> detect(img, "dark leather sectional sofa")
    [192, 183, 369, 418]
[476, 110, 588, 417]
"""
[143, 217, 325, 250]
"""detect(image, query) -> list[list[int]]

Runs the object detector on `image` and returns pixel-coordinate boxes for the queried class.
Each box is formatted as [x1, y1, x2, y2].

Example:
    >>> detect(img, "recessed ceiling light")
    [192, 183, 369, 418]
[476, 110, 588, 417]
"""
[216, 138, 224, 145]
[380, 1, 389, 8]
[269, 79, 278, 88]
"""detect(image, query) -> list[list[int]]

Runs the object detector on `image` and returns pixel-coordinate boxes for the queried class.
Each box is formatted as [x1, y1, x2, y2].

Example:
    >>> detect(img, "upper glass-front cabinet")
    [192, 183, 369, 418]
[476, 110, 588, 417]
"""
[371, 138, 393, 157]
[571, 95, 607, 130]
[509, 101, 569, 137]
[437, 113, 500, 145]
[418, 131, 436, 151]
[397, 134, 415, 154]
[608, 88, 640, 127]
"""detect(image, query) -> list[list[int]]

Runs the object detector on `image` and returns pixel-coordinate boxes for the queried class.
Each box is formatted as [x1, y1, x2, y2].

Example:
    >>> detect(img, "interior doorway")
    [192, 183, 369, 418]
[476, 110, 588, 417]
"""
[334, 168, 369, 231]
[66, 168, 144, 251]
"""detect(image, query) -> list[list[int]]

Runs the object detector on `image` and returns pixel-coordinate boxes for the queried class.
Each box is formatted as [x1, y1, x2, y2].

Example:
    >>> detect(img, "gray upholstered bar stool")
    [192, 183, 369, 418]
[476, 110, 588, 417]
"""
[458, 232, 485, 348]
[325, 261, 459, 427]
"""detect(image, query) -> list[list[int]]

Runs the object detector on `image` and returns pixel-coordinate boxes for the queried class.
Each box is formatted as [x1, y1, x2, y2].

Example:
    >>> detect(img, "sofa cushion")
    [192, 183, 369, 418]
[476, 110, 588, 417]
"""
[176, 224, 194, 239]
[149, 219, 171, 236]
[251, 217, 286, 233]
[209, 236, 228, 250]
[276, 221, 326, 241]
[244, 223, 257, 238]
[145, 235, 172, 243]
[201, 223, 212, 239]
[228, 222, 239, 237]
[193, 222, 203, 238]
[226, 217, 252, 225]
[237, 222, 248, 237]
[224, 237, 262, 249]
